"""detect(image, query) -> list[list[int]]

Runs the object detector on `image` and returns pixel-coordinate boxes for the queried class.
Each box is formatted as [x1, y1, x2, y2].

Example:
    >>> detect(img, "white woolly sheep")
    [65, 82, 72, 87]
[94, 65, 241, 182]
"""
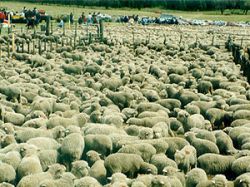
[71, 160, 90, 179]
[174, 145, 197, 173]
[84, 134, 113, 157]
[74, 176, 102, 187]
[118, 143, 156, 162]
[232, 156, 250, 176]
[104, 153, 145, 178]
[27, 137, 60, 150]
[185, 131, 219, 156]
[185, 168, 207, 187]
[150, 153, 177, 174]
[17, 163, 66, 187]
[59, 133, 84, 170]
[214, 130, 238, 155]
[197, 153, 235, 175]
[234, 172, 250, 187]
[0, 162, 16, 184]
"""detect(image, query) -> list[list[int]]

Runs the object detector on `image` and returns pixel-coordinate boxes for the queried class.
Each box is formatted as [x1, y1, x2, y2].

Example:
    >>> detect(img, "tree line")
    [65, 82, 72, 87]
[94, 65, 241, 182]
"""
[4, 0, 250, 14]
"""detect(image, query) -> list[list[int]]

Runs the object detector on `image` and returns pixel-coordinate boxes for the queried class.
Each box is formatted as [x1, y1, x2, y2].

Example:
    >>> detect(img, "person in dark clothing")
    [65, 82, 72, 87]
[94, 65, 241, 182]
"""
[70, 12, 74, 24]
[35, 11, 41, 25]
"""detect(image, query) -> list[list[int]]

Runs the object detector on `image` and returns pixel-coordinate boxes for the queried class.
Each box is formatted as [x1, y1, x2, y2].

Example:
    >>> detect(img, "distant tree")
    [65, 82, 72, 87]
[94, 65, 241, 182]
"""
[242, 0, 250, 14]
[217, 0, 227, 14]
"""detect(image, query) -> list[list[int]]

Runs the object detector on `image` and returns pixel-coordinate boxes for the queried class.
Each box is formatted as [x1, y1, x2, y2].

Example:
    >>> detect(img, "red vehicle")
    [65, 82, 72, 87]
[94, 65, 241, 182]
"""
[0, 11, 6, 23]
[38, 9, 48, 21]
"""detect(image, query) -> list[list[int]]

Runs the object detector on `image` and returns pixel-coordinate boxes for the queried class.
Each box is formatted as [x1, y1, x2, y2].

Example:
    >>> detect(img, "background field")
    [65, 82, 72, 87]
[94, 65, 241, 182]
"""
[1, 1, 250, 22]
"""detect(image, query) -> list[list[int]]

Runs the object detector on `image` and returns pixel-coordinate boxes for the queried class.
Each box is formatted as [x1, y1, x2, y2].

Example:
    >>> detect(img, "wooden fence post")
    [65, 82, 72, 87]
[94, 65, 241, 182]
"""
[38, 39, 41, 55]
[46, 16, 50, 36]
[17, 43, 20, 52]
[163, 34, 166, 45]
[74, 36, 76, 49]
[70, 37, 72, 47]
[27, 41, 30, 54]
[22, 40, 25, 53]
[146, 33, 150, 45]
[32, 40, 35, 54]
[132, 31, 135, 49]
[241, 37, 244, 47]
[51, 21, 53, 34]
[63, 23, 65, 36]
[78, 36, 81, 46]
[88, 33, 92, 45]
[75, 22, 77, 37]
[33, 26, 36, 36]
[50, 41, 52, 52]
[212, 34, 215, 46]
[44, 41, 47, 52]
[7, 40, 10, 58]
[12, 33, 15, 53]
[8, 14, 11, 34]
[0, 45, 2, 60]
[195, 34, 198, 48]
[99, 20, 104, 42]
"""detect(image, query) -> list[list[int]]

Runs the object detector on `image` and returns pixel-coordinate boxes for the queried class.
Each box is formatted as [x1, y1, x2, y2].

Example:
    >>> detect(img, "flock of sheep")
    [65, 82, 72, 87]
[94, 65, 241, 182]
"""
[0, 24, 250, 187]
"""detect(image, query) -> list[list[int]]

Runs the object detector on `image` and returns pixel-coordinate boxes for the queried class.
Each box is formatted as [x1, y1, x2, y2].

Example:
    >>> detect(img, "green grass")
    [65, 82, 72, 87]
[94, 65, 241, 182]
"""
[1, 1, 250, 22]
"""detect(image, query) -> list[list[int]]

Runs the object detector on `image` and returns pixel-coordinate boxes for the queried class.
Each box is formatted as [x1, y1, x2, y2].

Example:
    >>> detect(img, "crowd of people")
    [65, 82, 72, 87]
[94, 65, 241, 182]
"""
[58, 12, 107, 28]
[22, 7, 41, 28]
[0, 7, 41, 28]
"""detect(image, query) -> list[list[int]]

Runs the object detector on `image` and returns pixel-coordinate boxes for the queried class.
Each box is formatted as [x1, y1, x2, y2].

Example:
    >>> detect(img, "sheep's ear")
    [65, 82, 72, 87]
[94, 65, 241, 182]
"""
[162, 168, 167, 173]
[211, 180, 215, 184]
[239, 179, 243, 183]
[107, 177, 112, 181]
[159, 181, 165, 185]
[176, 149, 180, 152]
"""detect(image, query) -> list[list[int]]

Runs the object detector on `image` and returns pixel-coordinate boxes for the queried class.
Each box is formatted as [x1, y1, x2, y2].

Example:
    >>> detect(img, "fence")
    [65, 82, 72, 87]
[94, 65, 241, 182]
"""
[1, 23, 250, 61]
[104, 24, 250, 48]
[0, 20, 104, 58]
[226, 38, 250, 83]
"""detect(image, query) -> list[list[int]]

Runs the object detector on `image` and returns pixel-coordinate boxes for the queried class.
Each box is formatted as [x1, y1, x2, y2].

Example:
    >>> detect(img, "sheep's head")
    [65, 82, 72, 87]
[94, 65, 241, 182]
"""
[140, 162, 158, 175]
[71, 161, 90, 179]
[211, 174, 227, 187]
[0, 123, 14, 134]
[86, 150, 101, 166]
[19, 143, 39, 157]
[47, 163, 66, 179]
[162, 166, 180, 176]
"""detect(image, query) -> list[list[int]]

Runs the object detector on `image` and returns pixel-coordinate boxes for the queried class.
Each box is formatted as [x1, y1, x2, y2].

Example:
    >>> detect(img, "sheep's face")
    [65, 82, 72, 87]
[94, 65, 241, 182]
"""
[47, 164, 66, 179]
[239, 179, 250, 187]
[153, 128, 163, 139]
[19, 144, 38, 157]
[152, 178, 165, 187]
[71, 162, 89, 178]
[163, 166, 180, 176]
[211, 175, 227, 187]
[204, 120, 212, 131]
[86, 151, 101, 164]
[174, 151, 185, 165]
[177, 110, 190, 123]
[139, 129, 154, 140]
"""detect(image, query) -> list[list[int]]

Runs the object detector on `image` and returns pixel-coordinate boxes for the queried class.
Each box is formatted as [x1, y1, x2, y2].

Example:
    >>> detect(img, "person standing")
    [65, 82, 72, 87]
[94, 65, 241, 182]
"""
[70, 12, 74, 24]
